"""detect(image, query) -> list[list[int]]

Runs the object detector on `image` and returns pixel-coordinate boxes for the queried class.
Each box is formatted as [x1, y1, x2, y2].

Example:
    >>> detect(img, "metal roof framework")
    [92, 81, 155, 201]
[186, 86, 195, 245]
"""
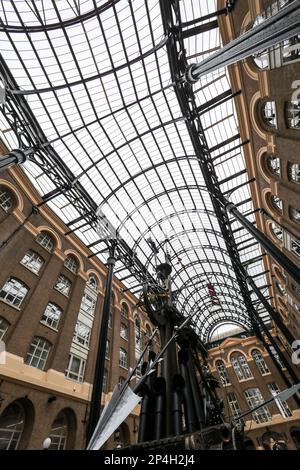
[0, 0, 271, 343]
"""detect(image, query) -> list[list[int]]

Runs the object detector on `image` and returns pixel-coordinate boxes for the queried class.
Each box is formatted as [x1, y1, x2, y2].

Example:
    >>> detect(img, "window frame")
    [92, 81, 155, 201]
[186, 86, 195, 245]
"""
[20, 250, 44, 274]
[41, 302, 62, 330]
[65, 354, 86, 382]
[54, 274, 72, 297]
[35, 232, 54, 252]
[0, 277, 28, 308]
[25, 337, 51, 370]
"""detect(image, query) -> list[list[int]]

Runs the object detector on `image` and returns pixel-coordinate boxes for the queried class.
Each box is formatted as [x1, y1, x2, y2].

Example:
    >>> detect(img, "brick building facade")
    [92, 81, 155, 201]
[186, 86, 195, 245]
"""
[0, 162, 158, 450]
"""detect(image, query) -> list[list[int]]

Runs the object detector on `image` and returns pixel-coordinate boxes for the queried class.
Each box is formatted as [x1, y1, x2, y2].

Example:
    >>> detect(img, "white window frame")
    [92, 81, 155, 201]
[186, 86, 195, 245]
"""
[73, 321, 91, 348]
[54, 275, 71, 297]
[25, 337, 51, 370]
[64, 256, 77, 273]
[120, 322, 128, 340]
[20, 250, 44, 274]
[0, 189, 13, 213]
[268, 382, 293, 418]
[41, 303, 62, 330]
[65, 354, 86, 382]
[119, 347, 127, 369]
[244, 388, 272, 424]
[251, 350, 270, 375]
[0, 317, 9, 340]
[0, 278, 28, 308]
[216, 360, 230, 385]
[35, 232, 54, 252]
[80, 292, 96, 315]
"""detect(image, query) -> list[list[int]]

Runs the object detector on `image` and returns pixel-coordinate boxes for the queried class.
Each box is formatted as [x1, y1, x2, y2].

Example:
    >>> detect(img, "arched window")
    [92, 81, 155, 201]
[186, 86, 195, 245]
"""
[285, 101, 300, 128]
[0, 317, 9, 340]
[230, 354, 253, 381]
[216, 360, 230, 385]
[87, 274, 98, 290]
[0, 187, 15, 213]
[49, 411, 68, 450]
[290, 207, 300, 224]
[41, 303, 62, 330]
[271, 222, 283, 242]
[266, 155, 280, 177]
[288, 162, 300, 183]
[270, 194, 283, 213]
[0, 278, 28, 308]
[0, 401, 25, 450]
[276, 282, 287, 297]
[25, 337, 51, 370]
[20, 250, 44, 274]
[35, 232, 54, 252]
[64, 256, 78, 274]
[120, 303, 128, 319]
[262, 101, 277, 128]
[291, 237, 300, 258]
[54, 275, 72, 297]
[251, 349, 270, 375]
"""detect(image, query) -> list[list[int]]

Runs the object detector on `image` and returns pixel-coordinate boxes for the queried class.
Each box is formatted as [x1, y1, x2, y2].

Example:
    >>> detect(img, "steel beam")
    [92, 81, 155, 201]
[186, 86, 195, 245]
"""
[185, 0, 300, 83]
[0, 149, 28, 172]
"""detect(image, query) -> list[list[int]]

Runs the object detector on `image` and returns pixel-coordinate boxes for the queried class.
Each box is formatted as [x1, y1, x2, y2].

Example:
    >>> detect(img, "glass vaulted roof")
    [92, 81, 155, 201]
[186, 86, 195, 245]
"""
[0, 0, 270, 343]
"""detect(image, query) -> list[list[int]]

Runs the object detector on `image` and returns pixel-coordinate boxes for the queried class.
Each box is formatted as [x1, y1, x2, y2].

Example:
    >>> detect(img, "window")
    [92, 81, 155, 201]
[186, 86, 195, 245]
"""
[230, 354, 253, 381]
[25, 337, 51, 370]
[216, 360, 230, 385]
[290, 207, 300, 224]
[262, 101, 277, 128]
[54, 275, 71, 297]
[244, 388, 271, 424]
[105, 339, 110, 359]
[20, 250, 44, 274]
[49, 411, 68, 450]
[41, 303, 62, 330]
[65, 354, 86, 382]
[80, 293, 96, 315]
[292, 284, 300, 298]
[267, 383, 293, 418]
[227, 392, 242, 420]
[120, 322, 128, 340]
[285, 101, 300, 128]
[0, 188, 14, 213]
[270, 195, 283, 213]
[269, 346, 285, 369]
[73, 321, 91, 347]
[276, 282, 286, 297]
[121, 303, 128, 318]
[0, 278, 28, 307]
[291, 238, 300, 258]
[102, 369, 108, 393]
[288, 162, 300, 183]
[108, 313, 113, 329]
[119, 348, 127, 368]
[35, 232, 54, 252]
[266, 155, 280, 176]
[87, 274, 98, 290]
[118, 377, 126, 387]
[271, 222, 283, 242]
[251, 349, 270, 375]
[0, 317, 9, 340]
[0, 402, 25, 450]
[64, 256, 78, 273]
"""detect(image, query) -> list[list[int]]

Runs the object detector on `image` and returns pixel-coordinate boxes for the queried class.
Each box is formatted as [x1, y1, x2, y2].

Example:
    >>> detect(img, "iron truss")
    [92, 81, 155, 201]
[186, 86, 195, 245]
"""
[0, 0, 272, 343]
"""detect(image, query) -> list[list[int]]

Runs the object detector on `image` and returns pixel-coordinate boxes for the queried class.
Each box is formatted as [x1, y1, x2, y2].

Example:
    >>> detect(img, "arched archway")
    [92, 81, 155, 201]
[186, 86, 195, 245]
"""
[0, 398, 34, 450]
[113, 422, 131, 448]
[48, 408, 77, 450]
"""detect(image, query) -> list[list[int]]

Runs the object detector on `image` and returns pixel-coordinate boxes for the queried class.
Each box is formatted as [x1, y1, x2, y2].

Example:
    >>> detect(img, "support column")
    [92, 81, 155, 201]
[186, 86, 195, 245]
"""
[85, 242, 117, 444]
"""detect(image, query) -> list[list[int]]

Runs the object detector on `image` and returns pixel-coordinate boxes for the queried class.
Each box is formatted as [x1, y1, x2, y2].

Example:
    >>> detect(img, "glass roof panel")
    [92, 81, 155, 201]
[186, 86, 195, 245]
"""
[0, 0, 271, 342]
